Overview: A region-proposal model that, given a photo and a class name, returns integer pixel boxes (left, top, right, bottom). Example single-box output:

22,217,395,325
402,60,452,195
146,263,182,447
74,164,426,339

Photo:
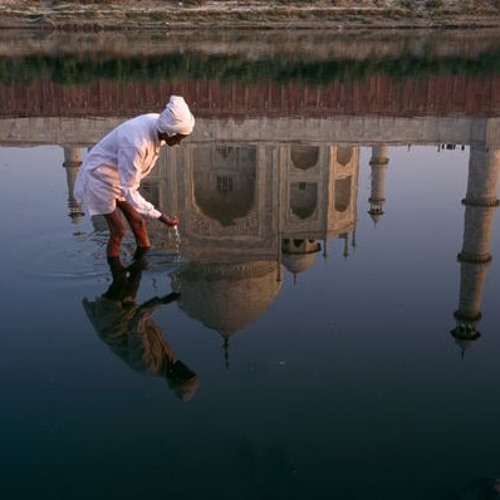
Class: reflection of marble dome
174,260,283,337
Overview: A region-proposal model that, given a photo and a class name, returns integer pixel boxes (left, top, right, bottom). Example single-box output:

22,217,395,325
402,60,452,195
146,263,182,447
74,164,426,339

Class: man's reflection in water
82,250,200,401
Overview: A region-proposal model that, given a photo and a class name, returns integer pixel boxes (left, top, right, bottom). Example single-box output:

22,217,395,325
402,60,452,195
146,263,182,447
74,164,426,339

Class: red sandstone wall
2,74,500,119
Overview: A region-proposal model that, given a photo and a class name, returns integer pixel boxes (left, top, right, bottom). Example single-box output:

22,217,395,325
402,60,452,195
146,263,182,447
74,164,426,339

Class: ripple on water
19,232,110,281
20,231,185,282
142,249,184,273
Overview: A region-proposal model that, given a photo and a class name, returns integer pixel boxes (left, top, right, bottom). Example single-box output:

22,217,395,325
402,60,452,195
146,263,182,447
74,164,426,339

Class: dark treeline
2,49,500,85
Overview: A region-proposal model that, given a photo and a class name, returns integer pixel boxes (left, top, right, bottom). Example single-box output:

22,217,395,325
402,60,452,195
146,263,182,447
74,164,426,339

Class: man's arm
117,144,162,218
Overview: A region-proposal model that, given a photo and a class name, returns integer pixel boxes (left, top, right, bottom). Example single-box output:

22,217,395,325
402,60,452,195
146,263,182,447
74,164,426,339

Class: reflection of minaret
63,146,85,223
368,145,389,224
222,336,230,370
451,143,500,354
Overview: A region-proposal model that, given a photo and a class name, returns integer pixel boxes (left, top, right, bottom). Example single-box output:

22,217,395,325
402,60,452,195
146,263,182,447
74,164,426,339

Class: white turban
157,95,195,136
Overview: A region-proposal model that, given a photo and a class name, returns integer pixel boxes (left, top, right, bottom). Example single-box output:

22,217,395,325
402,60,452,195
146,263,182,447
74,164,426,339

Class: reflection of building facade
282,143,359,273
59,116,500,353
144,138,500,352
148,141,359,263
143,140,360,352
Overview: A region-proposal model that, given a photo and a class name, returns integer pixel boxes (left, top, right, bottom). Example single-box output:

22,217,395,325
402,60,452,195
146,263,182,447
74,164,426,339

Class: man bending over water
74,95,195,258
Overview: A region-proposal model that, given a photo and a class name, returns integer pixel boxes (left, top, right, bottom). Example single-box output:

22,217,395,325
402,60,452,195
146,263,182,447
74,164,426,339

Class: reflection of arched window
336,146,353,167
216,176,233,193
290,182,317,219
216,146,235,160
291,145,319,170
334,177,351,212
193,146,256,227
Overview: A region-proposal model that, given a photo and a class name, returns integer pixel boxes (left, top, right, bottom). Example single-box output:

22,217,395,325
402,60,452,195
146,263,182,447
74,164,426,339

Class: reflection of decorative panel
283,144,360,238
284,144,327,236
191,208,260,237
329,146,359,232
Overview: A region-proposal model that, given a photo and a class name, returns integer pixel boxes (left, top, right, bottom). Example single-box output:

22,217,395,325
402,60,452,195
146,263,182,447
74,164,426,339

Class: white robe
74,113,164,218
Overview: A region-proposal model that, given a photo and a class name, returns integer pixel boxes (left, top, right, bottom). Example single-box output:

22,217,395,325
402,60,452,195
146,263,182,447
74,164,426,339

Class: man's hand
158,213,179,227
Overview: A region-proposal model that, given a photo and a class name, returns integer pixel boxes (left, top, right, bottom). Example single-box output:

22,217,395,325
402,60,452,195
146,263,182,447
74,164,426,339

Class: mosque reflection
141,140,359,365
62,132,499,363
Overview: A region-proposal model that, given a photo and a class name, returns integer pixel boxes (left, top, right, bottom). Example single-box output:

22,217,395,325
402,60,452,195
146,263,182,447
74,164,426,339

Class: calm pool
1,137,500,499
2,27,500,500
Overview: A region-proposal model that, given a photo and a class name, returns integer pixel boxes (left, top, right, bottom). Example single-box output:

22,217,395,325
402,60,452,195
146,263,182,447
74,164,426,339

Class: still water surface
2,143,500,499
2,29,500,500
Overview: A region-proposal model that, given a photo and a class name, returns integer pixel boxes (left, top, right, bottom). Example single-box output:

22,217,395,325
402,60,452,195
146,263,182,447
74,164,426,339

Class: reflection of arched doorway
291,145,319,170
290,182,317,219
192,146,256,226
336,146,353,166
335,177,352,212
